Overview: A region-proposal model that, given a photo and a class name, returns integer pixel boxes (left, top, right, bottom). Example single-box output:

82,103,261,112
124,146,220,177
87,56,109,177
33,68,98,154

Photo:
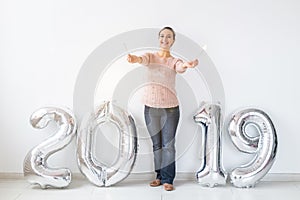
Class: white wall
1,0,299,174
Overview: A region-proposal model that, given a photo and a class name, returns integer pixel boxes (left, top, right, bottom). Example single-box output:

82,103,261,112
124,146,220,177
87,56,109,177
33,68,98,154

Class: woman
127,27,198,191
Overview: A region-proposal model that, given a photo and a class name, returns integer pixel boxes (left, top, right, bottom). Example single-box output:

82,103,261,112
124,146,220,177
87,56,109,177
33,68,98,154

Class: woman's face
159,29,175,50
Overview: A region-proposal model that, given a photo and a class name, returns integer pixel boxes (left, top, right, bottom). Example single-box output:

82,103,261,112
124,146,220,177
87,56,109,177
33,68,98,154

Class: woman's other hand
127,54,141,63
182,59,199,69
188,59,198,68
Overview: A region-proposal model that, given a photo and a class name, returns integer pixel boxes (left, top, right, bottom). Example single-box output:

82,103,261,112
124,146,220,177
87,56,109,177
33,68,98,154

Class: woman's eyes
160,35,172,39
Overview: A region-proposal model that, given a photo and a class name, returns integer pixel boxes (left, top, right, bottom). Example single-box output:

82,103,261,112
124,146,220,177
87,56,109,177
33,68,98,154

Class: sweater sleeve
140,53,151,66
174,58,187,73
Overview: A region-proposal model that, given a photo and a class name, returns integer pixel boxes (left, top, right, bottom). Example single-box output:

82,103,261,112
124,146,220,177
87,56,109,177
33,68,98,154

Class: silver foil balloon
77,101,137,187
228,108,278,188
23,107,77,188
193,102,227,187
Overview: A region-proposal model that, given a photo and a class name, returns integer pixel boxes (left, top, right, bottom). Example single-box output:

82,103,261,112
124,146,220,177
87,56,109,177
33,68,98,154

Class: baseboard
260,173,300,182
1,172,300,182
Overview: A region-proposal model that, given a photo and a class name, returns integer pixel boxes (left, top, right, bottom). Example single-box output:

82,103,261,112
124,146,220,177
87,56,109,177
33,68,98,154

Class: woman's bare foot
163,183,174,191
149,179,161,187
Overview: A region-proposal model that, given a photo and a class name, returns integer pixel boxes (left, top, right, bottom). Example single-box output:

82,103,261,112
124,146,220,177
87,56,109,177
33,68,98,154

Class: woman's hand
188,59,198,68
182,59,199,69
127,54,141,63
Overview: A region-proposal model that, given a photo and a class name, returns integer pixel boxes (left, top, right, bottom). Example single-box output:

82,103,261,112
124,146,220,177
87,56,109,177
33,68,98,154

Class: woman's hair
159,26,176,40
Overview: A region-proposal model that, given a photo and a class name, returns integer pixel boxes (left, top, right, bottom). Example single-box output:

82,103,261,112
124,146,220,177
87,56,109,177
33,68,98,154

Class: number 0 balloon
76,101,137,186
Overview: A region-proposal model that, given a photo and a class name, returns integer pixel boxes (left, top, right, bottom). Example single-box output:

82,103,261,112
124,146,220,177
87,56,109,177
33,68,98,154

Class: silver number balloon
228,108,278,188
193,102,227,187
77,101,137,186
23,107,77,188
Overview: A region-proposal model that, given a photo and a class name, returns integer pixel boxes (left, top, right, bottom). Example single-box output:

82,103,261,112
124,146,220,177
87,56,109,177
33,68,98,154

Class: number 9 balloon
228,108,278,188
23,107,77,188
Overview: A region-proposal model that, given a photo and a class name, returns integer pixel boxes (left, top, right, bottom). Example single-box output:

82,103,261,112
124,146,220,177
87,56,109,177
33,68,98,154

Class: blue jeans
144,105,180,184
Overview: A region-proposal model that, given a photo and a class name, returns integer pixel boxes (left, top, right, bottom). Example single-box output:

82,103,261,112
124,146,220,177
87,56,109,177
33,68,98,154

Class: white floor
1,178,300,200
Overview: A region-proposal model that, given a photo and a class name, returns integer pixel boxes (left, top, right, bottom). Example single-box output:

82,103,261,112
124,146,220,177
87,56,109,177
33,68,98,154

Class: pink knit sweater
140,52,187,108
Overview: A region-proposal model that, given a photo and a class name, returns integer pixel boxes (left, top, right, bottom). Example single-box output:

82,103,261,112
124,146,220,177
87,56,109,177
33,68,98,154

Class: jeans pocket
166,106,179,114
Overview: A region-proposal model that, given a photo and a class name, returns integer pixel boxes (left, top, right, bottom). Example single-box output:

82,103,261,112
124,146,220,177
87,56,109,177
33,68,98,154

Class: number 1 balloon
228,108,278,188
23,107,77,188
193,102,227,187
